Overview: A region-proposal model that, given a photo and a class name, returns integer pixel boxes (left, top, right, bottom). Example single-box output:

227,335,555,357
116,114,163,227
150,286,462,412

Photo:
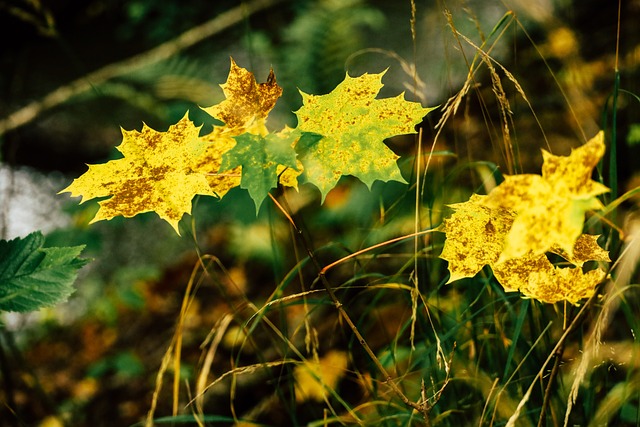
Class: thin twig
320,227,437,275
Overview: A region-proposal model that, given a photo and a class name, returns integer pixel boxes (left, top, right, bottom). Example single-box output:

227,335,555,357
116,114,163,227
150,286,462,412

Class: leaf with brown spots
492,253,607,304
483,131,609,261
439,194,516,284
439,134,611,304
194,127,242,199
60,114,222,234
294,71,436,201
201,58,283,136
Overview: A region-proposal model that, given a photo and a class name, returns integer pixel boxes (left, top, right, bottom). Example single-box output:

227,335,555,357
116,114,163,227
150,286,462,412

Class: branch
0,0,284,137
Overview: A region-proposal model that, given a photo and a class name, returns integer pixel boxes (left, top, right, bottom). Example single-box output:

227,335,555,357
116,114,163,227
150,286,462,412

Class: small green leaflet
220,130,299,212
0,231,89,312
294,70,436,201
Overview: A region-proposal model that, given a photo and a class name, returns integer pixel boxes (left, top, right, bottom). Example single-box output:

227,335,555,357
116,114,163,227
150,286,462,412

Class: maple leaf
439,133,612,305
492,252,608,304
219,128,300,212
483,131,608,261
194,127,242,198
60,114,220,234
201,57,283,135
294,70,436,201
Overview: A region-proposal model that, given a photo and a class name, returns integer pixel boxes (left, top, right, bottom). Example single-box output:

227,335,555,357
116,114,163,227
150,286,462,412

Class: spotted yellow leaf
483,131,608,261
60,114,222,234
195,127,242,198
440,133,610,304
440,196,609,303
549,234,610,267
294,70,436,201
201,57,282,136
493,255,607,304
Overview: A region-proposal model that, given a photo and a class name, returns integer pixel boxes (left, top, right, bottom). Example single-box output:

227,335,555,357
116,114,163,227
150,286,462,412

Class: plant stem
537,342,565,427
608,0,622,251
609,69,620,251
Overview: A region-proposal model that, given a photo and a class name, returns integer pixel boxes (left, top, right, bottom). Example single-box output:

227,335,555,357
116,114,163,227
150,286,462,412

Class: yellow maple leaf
493,253,608,304
201,57,283,136
195,127,242,198
60,114,221,234
492,231,610,304
439,133,611,304
293,350,348,403
549,234,610,267
483,131,608,261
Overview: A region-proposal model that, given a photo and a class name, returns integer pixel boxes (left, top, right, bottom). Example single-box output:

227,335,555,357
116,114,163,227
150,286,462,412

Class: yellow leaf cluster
61,59,299,233
440,132,610,304
198,58,303,193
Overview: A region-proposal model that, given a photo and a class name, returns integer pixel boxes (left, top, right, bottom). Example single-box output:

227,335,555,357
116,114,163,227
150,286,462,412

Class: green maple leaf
220,129,299,212
294,70,436,201
0,231,89,312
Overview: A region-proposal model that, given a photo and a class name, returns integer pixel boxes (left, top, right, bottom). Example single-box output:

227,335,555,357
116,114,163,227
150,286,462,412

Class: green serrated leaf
0,231,89,312
294,70,436,201
220,130,299,212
